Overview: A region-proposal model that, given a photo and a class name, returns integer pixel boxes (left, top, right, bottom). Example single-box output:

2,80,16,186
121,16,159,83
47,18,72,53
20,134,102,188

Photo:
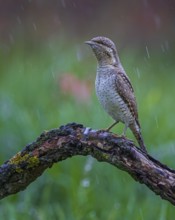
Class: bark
0,123,175,205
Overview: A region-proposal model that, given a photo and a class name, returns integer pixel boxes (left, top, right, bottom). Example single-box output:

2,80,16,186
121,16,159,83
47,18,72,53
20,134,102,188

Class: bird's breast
95,68,133,124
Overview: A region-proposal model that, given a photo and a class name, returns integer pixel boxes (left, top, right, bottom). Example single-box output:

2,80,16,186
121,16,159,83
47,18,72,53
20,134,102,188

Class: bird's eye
105,51,111,58
94,40,106,46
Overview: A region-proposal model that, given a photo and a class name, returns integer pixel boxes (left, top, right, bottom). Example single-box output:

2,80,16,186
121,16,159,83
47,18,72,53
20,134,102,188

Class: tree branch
0,123,175,205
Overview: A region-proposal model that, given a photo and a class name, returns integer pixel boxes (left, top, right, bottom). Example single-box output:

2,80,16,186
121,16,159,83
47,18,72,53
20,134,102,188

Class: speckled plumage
96,66,133,126
85,36,146,152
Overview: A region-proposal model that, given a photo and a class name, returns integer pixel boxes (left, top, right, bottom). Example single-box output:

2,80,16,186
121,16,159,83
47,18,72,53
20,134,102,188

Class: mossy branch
0,123,175,205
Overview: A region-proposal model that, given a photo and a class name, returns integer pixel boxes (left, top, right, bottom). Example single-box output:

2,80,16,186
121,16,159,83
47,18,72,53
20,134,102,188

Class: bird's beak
85,40,94,46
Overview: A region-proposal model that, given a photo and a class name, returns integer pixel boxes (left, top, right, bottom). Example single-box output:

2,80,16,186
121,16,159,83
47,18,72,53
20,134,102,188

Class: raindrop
36,109,41,120
170,144,175,154
145,46,150,59
51,70,55,79
139,208,144,220
33,23,37,31
164,40,169,51
154,14,161,29
161,44,165,53
136,67,141,78
16,16,22,24
154,116,159,128
81,178,90,188
76,46,84,62
9,34,14,44
84,156,94,173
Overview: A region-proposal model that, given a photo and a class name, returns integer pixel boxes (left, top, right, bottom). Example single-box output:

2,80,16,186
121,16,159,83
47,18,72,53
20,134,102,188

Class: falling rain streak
33,23,37,31
145,46,150,59
136,67,141,78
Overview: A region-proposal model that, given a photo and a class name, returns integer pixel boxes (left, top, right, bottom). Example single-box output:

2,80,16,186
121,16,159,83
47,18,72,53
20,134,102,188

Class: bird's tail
130,122,147,153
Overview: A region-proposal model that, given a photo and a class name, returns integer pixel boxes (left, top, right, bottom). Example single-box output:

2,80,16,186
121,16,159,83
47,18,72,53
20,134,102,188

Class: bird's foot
140,144,148,154
105,121,119,132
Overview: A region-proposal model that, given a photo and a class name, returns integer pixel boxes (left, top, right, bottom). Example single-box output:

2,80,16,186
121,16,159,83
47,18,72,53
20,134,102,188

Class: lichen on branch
0,123,175,206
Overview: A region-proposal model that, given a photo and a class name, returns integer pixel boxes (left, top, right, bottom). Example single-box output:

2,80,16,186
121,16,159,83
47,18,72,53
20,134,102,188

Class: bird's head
85,36,120,67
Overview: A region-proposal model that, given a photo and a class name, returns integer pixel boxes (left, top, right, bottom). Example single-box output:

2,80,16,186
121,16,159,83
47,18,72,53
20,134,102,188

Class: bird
85,36,147,152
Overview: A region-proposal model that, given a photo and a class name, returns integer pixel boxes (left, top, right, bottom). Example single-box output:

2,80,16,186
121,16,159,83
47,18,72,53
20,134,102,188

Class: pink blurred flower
59,73,92,103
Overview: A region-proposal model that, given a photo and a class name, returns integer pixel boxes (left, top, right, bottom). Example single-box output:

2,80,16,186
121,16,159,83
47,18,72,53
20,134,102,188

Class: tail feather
129,122,147,153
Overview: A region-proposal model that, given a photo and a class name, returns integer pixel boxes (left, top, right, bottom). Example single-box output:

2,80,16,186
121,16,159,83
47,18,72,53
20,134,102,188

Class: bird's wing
114,70,139,123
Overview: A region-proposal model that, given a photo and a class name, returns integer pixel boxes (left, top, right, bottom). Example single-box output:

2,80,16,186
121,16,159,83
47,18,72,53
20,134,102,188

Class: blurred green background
0,0,175,219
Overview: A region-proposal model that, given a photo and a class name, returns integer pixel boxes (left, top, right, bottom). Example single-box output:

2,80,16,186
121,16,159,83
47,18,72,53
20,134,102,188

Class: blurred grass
0,39,175,219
